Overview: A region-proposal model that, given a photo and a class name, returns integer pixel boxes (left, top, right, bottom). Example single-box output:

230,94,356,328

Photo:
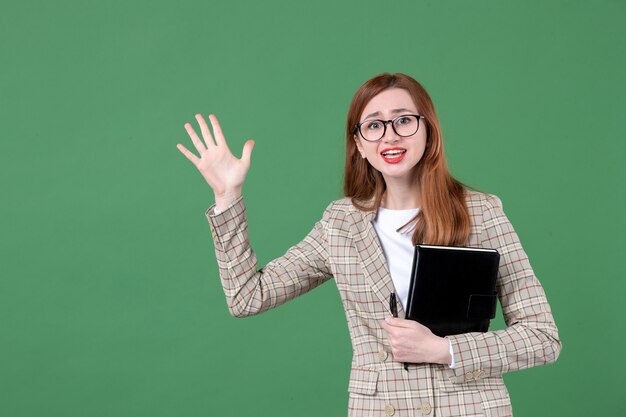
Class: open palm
177,114,254,207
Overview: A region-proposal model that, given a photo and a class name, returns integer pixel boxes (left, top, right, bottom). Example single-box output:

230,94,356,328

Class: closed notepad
404,245,500,337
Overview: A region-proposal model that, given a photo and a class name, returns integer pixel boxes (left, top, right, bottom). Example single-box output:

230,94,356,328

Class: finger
176,144,200,165
241,139,255,164
208,114,227,147
184,122,207,154
195,114,216,147
385,317,415,328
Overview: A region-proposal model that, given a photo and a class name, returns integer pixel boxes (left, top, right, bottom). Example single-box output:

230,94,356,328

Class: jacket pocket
347,367,379,396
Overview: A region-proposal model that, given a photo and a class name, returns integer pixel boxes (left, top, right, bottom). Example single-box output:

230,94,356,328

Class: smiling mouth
380,149,407,164
381,150,406,157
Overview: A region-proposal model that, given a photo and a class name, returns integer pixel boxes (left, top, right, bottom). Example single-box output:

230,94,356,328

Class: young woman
176,73,561,416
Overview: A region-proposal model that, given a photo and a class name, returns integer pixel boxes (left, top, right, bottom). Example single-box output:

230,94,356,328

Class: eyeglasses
355,114,425,142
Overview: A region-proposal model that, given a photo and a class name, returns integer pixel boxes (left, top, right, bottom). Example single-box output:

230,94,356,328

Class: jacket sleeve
446,194,562,383
206,196,333,318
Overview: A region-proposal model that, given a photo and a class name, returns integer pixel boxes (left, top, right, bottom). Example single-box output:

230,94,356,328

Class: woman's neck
381,177,421,210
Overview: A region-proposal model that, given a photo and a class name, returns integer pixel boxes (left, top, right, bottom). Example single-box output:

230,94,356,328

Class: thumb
241,139,255,164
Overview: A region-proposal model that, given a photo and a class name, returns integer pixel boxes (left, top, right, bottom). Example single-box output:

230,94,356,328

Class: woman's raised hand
177,114,255,210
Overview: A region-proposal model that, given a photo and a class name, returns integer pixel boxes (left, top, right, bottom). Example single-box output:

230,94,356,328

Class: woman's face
354,88,427,183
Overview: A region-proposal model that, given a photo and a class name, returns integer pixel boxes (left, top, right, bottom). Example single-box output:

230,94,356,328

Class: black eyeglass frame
354,114,425,142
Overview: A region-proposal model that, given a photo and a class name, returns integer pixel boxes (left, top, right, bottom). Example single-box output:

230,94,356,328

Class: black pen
389,293,398,318
389,293,408,371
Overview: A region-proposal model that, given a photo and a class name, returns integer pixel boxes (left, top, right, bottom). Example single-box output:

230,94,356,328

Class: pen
389,293,398,318
389,293,408,371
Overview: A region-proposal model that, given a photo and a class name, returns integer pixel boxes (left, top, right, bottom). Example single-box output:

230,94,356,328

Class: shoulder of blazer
324,198,368,215
465,189,503,214
322,197,376,230
464,189,507,240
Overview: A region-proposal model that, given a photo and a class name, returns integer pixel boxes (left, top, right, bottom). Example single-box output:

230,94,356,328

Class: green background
1,0,624,416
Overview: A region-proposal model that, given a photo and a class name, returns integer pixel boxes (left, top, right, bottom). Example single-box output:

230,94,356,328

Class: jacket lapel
348,208,405,318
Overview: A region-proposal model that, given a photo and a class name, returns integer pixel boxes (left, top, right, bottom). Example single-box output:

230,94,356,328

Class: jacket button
378,350,388,362
465,371,474,381
421,403,432,414
384,404,395,416
473,369,485,379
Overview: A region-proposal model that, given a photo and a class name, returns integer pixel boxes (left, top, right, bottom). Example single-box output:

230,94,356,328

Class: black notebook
404,244,500,337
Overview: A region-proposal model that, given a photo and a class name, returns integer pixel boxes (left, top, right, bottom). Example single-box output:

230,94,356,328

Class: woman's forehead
360,88,418,119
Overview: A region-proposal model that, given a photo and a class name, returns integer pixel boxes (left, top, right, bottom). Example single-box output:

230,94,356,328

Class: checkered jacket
205,190,561,417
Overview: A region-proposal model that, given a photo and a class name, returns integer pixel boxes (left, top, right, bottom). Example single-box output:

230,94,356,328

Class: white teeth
382,150,405,156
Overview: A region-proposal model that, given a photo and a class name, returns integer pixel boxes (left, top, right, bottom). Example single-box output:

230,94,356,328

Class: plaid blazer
206,190,561,417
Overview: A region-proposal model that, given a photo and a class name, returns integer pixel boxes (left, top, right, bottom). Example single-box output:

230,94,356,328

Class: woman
176,73,561,416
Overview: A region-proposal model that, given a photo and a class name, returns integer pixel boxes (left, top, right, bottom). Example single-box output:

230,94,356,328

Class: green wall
1,0,624,416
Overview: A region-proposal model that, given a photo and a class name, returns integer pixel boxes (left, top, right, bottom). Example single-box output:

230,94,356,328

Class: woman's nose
382,121,400,142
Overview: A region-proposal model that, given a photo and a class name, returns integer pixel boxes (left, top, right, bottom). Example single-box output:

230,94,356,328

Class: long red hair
344,73,471,246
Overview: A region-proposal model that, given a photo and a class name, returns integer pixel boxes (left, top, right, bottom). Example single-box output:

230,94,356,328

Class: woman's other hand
381,317,452,365
177,114,255,211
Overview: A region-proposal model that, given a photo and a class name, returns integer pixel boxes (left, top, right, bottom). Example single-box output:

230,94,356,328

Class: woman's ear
354,136,366,159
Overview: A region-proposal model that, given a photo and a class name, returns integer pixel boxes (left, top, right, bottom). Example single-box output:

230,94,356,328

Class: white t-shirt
373,207,419,310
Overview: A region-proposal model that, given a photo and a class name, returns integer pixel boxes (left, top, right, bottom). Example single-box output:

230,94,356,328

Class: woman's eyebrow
363,108,416,120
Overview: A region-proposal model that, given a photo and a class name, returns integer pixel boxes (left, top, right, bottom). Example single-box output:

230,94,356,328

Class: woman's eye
397,117,411,125
367,121,382,130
